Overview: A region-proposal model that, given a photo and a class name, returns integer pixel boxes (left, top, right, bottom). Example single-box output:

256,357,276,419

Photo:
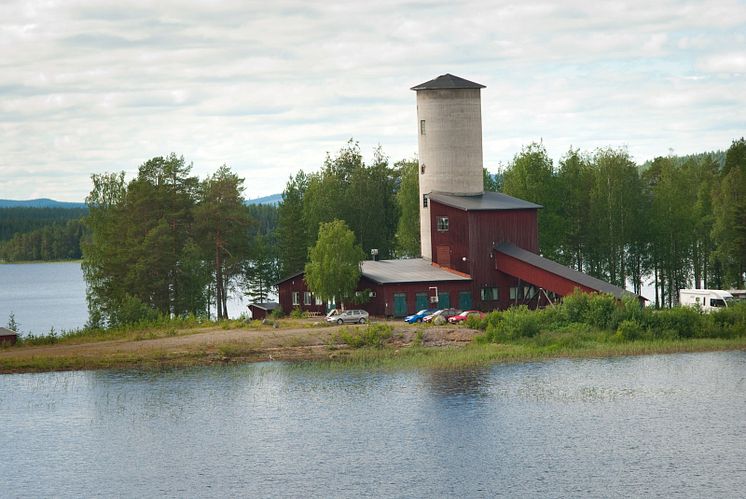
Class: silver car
326,309,369,325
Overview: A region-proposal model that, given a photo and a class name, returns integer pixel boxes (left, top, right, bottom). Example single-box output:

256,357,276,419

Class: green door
393,293,408,317
458,291,473,310
438,292,450,308
415,292,429,311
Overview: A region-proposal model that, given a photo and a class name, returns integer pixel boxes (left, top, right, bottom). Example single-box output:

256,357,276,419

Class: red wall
277,273,473,317
429,203,470,274
494,252,595,297
428,201,540,311
277,275,327,315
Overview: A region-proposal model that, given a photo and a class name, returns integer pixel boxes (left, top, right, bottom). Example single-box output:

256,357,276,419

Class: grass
3,294,746,374
310,336,746,371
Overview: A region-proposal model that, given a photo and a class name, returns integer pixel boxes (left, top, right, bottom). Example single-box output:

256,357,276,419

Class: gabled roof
494,242,638,300
411,74,485,91
0,327,18,336
248,302,280,311
361,258,471,285
429,191,542,211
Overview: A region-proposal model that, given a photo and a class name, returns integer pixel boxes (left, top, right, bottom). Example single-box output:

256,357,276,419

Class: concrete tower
411,73,485,260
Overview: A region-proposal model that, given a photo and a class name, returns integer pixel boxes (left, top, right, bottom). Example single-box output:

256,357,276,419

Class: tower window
437,216,449,232
420,120,426,135
423,194,428,208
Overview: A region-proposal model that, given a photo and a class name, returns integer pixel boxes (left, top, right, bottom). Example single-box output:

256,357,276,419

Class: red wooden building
276,190,639,317
276,74,641,317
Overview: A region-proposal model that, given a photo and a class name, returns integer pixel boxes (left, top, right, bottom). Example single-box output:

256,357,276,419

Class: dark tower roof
411,73,486,91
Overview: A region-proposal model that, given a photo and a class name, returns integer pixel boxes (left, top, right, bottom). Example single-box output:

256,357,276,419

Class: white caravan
679,289,734,312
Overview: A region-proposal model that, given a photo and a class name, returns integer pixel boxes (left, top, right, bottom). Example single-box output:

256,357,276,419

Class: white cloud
0,0,744,200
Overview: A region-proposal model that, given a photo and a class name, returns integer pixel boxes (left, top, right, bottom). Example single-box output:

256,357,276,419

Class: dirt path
0,322,478,372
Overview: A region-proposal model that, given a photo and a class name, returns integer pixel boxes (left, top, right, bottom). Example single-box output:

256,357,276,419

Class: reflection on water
1,352,745,497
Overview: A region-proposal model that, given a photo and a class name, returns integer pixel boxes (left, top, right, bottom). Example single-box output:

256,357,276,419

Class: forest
0,207,87,261
3,137,744,323
276,138,746,309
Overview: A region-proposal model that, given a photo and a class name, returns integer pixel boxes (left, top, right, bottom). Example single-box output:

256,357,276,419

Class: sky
1,0,745,202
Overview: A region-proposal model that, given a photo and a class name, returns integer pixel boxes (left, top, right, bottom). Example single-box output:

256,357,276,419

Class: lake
0,262,252,334
1,351,745,497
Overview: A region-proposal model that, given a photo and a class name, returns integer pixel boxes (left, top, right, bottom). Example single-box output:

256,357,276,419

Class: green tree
394,158,420,257
304,219,365,306
502,142,562,259
483,168,501,191
555,149,593,270
586,147,642,288
712,138,746,287
194,165,252,319
276,171,309,277
243,233,279,303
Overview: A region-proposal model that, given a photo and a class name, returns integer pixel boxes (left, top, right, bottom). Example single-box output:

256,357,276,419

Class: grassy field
2,316,745,374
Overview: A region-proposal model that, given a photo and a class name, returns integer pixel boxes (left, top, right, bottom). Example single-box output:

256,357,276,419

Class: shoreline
2,320,745,374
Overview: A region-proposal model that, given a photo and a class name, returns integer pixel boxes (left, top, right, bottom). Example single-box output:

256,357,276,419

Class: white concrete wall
416,88,484,259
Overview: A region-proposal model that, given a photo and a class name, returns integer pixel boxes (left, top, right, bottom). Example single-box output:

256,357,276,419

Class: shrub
464,314,485,330
616,319,645,341
561,290,590,324
335,323,393,348
489,305,542,340
270,309,284,320
648,307,702,339
710,301,746,337
290,307,303,319
584,293,618,330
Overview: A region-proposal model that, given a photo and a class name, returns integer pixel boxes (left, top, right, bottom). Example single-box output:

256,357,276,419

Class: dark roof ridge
411,73,485,91
428,191,542,211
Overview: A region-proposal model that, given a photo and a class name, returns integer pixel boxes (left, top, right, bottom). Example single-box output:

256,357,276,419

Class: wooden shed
0,326,18,346
247,302,280,321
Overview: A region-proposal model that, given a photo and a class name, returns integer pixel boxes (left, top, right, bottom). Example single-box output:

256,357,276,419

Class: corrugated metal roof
361,258,471,284
411,74,485,91
494,242,637,300
429,191,542,211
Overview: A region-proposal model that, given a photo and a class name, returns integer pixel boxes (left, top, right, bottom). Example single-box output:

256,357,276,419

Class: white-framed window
292,291,300,306
481,287,498,301
304,291,312,305
315,295,323,306
420,120,426,135
437,216,449,232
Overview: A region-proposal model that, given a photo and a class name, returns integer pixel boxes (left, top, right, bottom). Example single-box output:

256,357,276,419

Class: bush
464,314,485,330
270,308,284,320
616,319,645,341
290,307,303,319
110,294,161,327
647,307,702,339
488,305,542,340
561,290,590,323
584,293,618,330
710,301,746,337
335,323,393,348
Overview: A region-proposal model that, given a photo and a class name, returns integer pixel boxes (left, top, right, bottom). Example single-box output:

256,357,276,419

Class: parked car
448,310,486,324
404,309,438,324
423,308,461,323
326,309,369,324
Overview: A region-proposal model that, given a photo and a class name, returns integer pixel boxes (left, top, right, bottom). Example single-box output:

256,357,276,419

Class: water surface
0,262,253,334
1,351,744,497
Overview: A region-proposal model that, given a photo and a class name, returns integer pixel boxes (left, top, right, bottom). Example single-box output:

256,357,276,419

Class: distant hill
245,193,282,205
0,198,87,209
